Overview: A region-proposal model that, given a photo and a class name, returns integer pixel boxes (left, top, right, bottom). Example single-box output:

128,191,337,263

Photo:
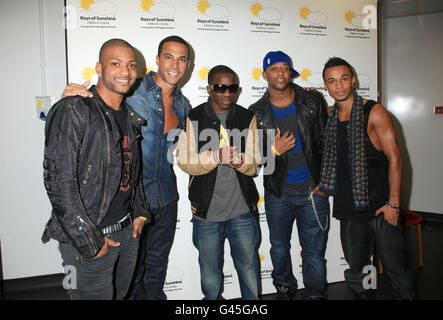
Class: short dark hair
157,35,189,57
99,38,134,62
322,57,355,80
207,65,239,84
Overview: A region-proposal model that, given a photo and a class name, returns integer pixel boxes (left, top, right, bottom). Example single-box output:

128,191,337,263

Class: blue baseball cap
263,51,299,78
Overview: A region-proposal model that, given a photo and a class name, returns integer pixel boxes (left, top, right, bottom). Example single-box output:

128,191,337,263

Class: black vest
187,101,259,219
334,100,390,220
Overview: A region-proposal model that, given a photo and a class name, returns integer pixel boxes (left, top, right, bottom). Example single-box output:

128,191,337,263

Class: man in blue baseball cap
262,51,300,78
249,51,329,300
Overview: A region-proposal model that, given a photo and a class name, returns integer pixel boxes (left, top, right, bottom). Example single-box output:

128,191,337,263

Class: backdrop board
65,0,378,299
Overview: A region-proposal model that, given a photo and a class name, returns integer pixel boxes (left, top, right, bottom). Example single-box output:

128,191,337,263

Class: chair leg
417,223,424,267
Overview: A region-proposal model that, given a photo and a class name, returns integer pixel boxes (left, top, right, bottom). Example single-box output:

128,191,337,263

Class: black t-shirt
99,103,132,229
333,119,374,220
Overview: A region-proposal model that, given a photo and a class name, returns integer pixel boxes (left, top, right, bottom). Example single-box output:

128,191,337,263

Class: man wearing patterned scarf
320,57,414,300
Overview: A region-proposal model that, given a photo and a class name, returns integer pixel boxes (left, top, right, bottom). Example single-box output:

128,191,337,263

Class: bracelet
385,201,400,210
271,145,281,156
137,216,147,221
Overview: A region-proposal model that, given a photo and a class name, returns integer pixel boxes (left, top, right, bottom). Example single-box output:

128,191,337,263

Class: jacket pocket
76,216,102,258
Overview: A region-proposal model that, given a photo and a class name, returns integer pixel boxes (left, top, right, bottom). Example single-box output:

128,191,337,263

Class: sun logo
79,0,94,10
145,66,156,75
197,0,211,14
140,0,155,13
257,194,264,208
344,10,355,23
300,68,312,82
37,99,43,108
299,6,311,20
198,67,210,81
81,67,96,81
259,254,265,261
251,67,263,81
250,2,263,17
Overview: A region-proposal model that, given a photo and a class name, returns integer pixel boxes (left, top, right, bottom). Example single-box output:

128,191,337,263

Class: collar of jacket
263,82,309,108
203,97,238,122
90,85,146,124
89,86,146,145
258,82,313,126
142,71,183,100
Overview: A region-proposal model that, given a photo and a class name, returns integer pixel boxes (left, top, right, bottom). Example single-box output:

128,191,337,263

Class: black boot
274,284,295,300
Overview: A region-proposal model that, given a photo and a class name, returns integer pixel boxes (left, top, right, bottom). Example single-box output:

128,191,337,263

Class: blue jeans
265,190,329,297
59,224,139,300
192,212,260,300
128,201,178,300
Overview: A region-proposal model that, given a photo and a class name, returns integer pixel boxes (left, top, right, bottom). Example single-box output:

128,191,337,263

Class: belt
101,213,132,235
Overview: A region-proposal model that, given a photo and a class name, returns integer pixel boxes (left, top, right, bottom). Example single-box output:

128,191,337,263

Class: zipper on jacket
129,133,142,217
77,215,98,251
82,164,92,185
92,100,111,225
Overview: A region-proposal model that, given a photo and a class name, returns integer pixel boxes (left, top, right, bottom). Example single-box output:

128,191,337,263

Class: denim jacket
126,72,191,208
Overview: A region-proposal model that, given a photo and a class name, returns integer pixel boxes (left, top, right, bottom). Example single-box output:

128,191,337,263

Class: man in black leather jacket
42,39,151,299
249,51,329,300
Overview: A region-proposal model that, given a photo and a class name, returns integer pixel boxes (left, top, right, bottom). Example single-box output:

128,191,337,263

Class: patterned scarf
319,94,371,210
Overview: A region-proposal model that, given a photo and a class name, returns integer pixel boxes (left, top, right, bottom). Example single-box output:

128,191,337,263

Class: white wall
0,0,66,279
381,11,443,213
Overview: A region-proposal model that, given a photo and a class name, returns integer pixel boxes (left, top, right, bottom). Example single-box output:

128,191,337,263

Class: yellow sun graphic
37,99,43,108
259,254,265,261
299,7,311,20
300,69,312,82
81,67,96,81
197,1,211,14
257,194,264,207
140,0,155,13
251,68,263,81
145,66,156,75
198,67,210,81
250,2,263,17
345,10,355,23
80,0,94,10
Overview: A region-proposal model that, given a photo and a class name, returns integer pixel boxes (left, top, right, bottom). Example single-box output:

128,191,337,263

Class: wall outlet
36,96,52,120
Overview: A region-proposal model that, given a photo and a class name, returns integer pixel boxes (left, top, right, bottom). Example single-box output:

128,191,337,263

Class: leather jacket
249,83,328,197
42,87,151,258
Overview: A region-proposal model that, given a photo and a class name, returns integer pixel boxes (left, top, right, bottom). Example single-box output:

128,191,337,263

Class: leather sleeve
43,98,104,257
316,91,328,150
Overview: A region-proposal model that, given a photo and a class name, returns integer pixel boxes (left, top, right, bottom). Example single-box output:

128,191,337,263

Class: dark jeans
192,212,260,300
128,201,177,300
340,215,415,299
265,190,329,297
59,224,139,300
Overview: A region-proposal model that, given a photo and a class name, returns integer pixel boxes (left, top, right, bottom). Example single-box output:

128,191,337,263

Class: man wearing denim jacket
61,35,191,300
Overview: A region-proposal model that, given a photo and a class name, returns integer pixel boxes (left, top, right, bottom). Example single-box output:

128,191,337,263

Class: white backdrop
64,0,378,299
